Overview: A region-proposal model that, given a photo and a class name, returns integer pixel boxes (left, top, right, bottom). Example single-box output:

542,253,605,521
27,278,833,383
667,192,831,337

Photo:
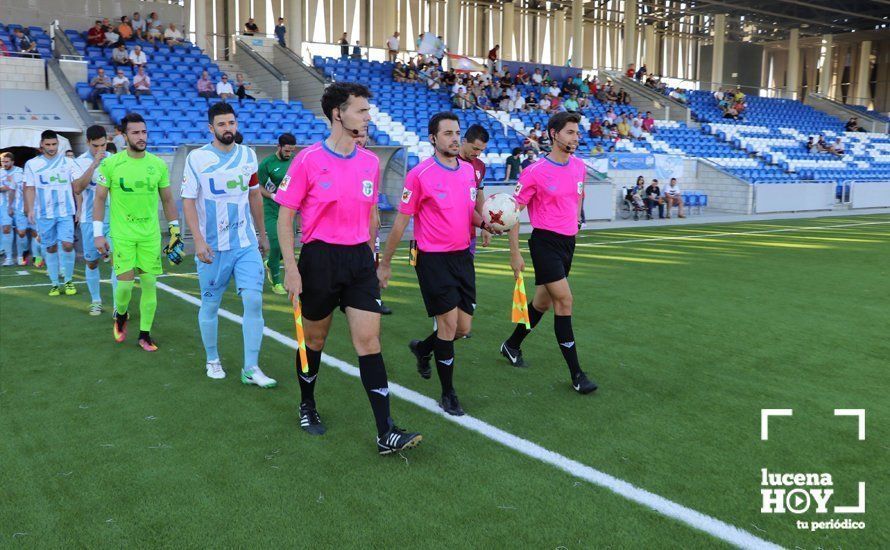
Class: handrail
49,22,78,58
606,70,688,109
274,43,328,86
234,38,287,81
807,92,889,127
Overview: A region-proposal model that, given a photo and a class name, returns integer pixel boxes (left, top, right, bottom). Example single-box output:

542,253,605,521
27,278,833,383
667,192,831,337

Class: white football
482,193,520,231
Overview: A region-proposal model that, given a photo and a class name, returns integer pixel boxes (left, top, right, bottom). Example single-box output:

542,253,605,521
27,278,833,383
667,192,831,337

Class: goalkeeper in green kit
93,113,182,351
257,132,296,295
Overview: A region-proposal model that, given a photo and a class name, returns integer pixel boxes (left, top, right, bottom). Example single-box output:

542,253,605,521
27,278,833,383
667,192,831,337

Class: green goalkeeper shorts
113,236,163,275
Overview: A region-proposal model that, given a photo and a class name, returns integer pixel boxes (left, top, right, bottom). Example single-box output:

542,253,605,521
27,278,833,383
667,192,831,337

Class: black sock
298,347,322,406
505,303,545,349
138,330,150,340
554,315,581,378
358,353,392,437
433,337,455,395
415,330,437,357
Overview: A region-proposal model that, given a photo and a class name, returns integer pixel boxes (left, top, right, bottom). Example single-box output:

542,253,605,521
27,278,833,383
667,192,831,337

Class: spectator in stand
147,12,161,30
605,84,619,104
275,17,287,46
832,138,845,156
537,94,552,113
102,18,119,43
339,32,349,58
88,68,113,109
670,87,688,104
629,117,644,140
244,18,259,36
129,45,147,68
386,31,400,62
616,116,631,139
604,107,618,124
132,12,146,39
516,67,530,84
13,29,37,55
487,44,500,72
521,151,537,170
351,40,362,59
216,74,235,101
112,69,131,95
723,103,740,120
635,64,647,81
617,88,631,105
111,42,131,67
112,125,127,151
117,16,134,42
164,23,184,47
133,66,151,102
531,68,543,84
392,63,406,82
563,93,580,112
663,177,685,218
477,92,493,110
426,67,441,90
588,117,604,138
197,70,217,101
88,20,110,48
845,117,864,132
505,148,522,181
642,111,656,133
451,81,470,110
644,179,664,219
626,63,636,78
805,136,816,153
235,73,255,102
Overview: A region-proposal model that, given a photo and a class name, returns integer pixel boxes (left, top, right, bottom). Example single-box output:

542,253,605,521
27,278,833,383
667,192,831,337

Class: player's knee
61,242,74,252
45,244,58,253
1,226,10,234
353,334,380,355
241,289,263,315
87,260,99,269
306,334,326,351
553,294,573,313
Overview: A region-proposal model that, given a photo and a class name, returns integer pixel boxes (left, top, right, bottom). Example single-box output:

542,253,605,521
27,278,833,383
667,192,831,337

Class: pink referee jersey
275,141,379,245
399,156,478,252
514,155,585,237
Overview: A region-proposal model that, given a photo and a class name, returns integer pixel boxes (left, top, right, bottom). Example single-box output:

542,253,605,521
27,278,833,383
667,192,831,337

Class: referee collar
543,155,569,167
322,139,357,159
433,154,459,172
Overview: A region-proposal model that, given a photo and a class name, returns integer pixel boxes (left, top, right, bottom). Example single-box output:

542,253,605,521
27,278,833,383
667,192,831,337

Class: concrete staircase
215,59,273,100
805,93,889,134
604,71,691,123
88,109,116,135
270,45,328,120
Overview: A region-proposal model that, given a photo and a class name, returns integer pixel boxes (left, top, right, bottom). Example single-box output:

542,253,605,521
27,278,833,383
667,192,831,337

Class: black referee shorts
415,248,476,317
297,240,383,321
528,228,576,286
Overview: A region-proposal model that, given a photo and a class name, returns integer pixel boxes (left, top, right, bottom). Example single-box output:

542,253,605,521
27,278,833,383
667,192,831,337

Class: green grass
2,214,888,547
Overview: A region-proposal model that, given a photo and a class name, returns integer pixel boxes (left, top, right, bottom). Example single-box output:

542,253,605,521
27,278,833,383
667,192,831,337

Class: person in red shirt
501,111,598,394
458,124,489,253
642,111,656,133
588,117,604,138
87,20,110,48
625,63,635,78
487,44,499,71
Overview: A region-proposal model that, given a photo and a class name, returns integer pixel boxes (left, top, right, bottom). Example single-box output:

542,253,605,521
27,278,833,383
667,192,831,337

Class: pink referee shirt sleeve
513,163,537,206
397,167,421,216
275,153,309,211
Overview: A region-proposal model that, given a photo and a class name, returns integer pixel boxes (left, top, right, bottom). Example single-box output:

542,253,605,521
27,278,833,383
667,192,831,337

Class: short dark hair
512,147,522,156
428,111,459,136
120,112,145,132
670,177,677,182
40,130,58,142
86,125,106,142
208,101,236,124
321,82,372,122
106,143,118,154
464,124,489,144
278,133,297,146
547,111,581,140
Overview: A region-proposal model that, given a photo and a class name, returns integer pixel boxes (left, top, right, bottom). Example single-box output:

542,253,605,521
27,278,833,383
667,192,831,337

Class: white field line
154,279,782,550
0,272,196,290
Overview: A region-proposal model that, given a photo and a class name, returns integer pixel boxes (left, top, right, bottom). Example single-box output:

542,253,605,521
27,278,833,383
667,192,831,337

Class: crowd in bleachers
0,23,52,58
86,13,185,49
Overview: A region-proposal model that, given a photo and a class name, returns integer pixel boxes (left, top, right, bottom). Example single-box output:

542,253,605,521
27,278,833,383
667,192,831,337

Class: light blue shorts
36,216,75,247
13,212,34,232
0,207,11,227
197,245,265,300
80,221,112,262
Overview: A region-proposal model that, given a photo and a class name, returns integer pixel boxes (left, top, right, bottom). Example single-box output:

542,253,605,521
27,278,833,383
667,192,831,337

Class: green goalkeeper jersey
98,151,170,241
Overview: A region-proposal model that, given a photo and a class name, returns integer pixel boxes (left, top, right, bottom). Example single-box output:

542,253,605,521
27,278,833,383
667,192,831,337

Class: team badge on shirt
401,187,412,203
362,180,373,197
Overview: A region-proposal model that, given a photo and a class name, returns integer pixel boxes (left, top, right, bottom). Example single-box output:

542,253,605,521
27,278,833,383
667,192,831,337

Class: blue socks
1,231,12,260
44,251,60,285
198,296,221,362
241,289,264,370
30,236,40,258
61,249,75,282
86,264,101,303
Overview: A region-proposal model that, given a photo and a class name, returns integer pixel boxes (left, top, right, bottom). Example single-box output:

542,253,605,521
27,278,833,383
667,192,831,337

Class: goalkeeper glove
164,221,184,264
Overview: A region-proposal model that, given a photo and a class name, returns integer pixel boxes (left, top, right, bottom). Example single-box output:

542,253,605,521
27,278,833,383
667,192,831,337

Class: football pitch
2,214,887,548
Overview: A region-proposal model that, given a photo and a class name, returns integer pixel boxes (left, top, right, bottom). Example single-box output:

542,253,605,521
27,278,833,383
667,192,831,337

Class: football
482,193,520,231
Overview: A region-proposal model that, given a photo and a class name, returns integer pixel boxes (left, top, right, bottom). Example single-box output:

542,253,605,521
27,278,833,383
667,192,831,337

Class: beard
216,131,235,145
127,139,146,152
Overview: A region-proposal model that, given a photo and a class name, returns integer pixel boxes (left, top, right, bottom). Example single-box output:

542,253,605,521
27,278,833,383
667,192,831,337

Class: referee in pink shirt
379,113,496,416
275,82,422,455
500,112,598,394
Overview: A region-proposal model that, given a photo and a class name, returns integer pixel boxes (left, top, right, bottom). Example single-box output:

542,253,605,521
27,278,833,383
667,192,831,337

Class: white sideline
155,279,781,549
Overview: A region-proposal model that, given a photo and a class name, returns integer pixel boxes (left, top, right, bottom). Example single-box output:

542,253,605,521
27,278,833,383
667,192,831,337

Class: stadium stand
0,23,53,58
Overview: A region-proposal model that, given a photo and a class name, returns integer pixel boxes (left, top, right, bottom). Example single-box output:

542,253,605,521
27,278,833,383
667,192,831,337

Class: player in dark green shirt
257,133,296,294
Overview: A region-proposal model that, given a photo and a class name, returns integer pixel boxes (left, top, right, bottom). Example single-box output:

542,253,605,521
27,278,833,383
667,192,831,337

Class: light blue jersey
1,166,24,212
181,143,260,252
73,151,111,223
23,154,76,219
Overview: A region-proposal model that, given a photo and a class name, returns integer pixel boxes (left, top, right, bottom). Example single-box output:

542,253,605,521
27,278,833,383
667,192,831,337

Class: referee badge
577,181,584,195
279,174,290,191
514,183,522,195
362,180,374,197
470,188,477,202
401,187,412,204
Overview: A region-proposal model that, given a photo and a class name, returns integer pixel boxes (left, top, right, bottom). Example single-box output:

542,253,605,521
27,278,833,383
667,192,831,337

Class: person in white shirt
112,69,131,95
548,83,561,97
386,31,400,62
531,68,543,84
131,12,146,38
663,177,685,218
128,45,147,68
629,117,644,139
216,74,235,100
164,23,184,46
133,66,151,100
